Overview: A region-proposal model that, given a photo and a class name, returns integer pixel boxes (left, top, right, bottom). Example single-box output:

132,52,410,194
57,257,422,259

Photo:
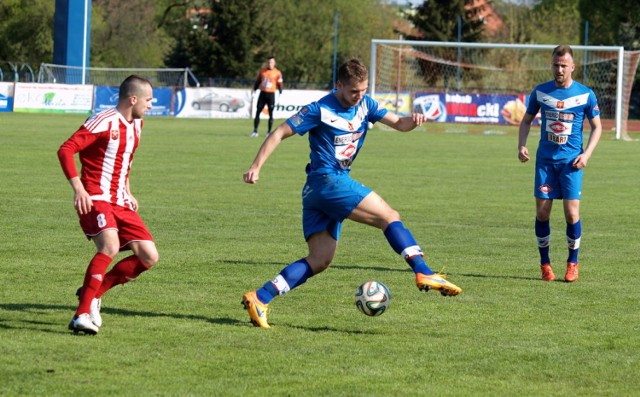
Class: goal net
370,40,633,139
37,63,200,87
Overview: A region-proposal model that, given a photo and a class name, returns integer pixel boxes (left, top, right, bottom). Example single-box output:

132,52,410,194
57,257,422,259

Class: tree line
0,0,638,86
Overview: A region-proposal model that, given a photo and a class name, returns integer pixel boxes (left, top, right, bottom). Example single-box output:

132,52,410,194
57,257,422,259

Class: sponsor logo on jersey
547,132,568,144
339,143,357,158
334,134,352,145
558,112,574,122
549,121,567,133
545,110,559,119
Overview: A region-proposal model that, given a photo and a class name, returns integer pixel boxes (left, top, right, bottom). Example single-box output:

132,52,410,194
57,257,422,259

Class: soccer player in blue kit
518,45,602,283
241,59,462,328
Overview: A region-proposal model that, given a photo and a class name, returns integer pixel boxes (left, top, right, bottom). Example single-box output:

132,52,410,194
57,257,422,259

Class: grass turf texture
1,112,639,396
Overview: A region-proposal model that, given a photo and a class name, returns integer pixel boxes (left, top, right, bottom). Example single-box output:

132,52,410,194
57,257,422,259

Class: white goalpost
370,39,631,139
37,63,200,87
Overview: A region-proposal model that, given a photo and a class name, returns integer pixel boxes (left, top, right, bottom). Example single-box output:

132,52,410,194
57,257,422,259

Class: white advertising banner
13,83,94,114
174,87,328,119
0,82,14,112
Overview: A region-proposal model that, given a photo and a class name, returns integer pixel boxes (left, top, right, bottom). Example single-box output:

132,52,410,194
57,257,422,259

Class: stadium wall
3,82,638,132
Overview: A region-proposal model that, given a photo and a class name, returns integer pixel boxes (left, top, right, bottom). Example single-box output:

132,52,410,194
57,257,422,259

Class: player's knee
307,255,333,274
141,251,159,268
99,245,120,258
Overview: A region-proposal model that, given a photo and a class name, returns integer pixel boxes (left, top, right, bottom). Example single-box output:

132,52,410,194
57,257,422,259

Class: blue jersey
286,91,388,175
526,80,600,163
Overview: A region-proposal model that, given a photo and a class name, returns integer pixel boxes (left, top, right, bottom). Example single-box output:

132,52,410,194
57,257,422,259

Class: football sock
76,252,112,316
95,255,150,298
383,221,434,275
256,259,314,304
566,220,582,263
535,218,551,265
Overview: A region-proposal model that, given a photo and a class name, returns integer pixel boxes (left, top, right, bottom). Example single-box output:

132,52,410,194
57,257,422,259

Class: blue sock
566,220,582,263
383,221,434,275
535,218,551,265
256,259,314,304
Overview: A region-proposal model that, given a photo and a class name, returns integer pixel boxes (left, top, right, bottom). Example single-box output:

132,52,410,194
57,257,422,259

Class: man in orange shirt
251,56,283,137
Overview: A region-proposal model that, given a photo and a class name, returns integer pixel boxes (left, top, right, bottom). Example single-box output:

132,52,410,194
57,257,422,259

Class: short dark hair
552,45,573,59
337,59,368,85
119,75,152,101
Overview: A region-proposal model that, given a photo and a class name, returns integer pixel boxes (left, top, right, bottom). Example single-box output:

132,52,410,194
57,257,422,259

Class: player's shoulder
535,80,557,92
84,108,119,133
569,80,595,95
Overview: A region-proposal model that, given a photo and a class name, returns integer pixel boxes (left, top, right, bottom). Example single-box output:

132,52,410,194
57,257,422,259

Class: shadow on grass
0,303,376,335
0,303,244,333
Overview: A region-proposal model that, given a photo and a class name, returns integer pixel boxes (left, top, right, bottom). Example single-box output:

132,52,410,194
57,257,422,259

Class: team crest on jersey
290,106,309,127
556,100,564,109
538,184,553,194
110,129,119,140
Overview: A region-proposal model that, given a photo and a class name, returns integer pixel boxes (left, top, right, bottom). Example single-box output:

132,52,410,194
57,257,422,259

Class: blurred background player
250,56,283,137
242,59,462,329
518,45,602,282
57,75,160,334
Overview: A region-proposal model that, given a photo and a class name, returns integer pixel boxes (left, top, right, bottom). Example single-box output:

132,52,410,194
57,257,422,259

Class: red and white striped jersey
58,108,143,209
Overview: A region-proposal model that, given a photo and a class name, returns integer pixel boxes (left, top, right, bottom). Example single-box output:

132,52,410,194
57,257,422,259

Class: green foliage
1,113,640,395
90,0,173,68
0,0,54,63
404,0,485,42
492,0,580,45
579,0,640,49
164,0,399,85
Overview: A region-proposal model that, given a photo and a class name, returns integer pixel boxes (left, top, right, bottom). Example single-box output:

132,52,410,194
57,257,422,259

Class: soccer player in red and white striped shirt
58,75,159,334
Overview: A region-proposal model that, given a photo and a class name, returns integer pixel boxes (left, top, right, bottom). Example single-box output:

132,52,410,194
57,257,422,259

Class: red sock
76,252,112,316
96,255,150,298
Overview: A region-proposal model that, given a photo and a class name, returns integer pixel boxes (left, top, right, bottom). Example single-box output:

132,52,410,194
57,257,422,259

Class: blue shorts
302,172,372,241
534,161,583,200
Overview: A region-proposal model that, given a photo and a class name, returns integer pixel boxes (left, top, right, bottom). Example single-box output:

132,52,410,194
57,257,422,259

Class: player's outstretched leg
241,290,271,328
383,221,462,296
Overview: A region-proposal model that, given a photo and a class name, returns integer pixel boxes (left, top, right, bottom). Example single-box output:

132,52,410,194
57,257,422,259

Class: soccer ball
354,280,391,317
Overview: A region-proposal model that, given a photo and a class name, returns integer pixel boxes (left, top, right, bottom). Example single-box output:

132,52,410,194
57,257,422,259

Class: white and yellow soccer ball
354,280,391,317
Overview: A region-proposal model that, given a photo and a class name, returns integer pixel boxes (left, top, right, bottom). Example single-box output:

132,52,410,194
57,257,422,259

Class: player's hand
129,196,139,212
572,153,589,169
243,168,260,184
74,190,93,215
518,146,530,163
412,113,427,126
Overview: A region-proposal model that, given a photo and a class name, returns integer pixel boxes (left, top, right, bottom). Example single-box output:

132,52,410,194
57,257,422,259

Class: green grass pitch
1,112,639,396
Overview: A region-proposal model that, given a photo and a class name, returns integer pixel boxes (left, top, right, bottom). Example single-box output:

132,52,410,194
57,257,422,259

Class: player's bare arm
379,112,427,132
68,176,92,215
243,122,296,184
572,115,602,169
126,179,138,211
518,113,535,163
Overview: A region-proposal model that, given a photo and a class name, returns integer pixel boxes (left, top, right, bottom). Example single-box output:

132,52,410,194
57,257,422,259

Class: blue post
53,0,91,84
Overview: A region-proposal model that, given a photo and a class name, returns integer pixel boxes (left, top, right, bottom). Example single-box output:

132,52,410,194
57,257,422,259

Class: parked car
191,92,245,112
